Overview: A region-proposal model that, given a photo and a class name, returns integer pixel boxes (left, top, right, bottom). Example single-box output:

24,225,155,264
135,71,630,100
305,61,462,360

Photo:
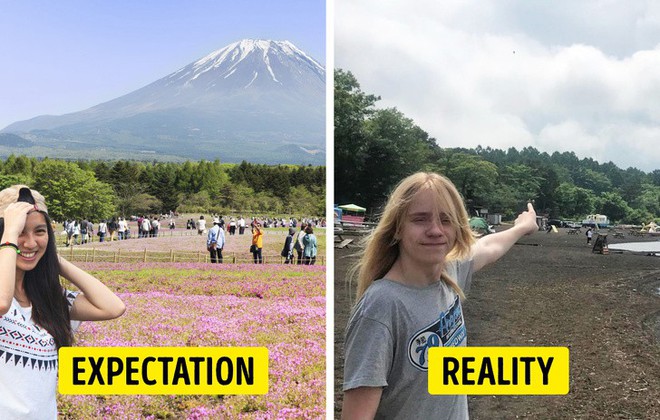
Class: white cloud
336,0,660,172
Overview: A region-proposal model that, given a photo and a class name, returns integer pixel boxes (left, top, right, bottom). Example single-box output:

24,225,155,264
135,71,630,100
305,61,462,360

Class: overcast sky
335,0,660,173
0,0,325,130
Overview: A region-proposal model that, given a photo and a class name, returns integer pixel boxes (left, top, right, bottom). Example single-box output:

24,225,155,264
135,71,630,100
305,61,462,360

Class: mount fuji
1,39,325,165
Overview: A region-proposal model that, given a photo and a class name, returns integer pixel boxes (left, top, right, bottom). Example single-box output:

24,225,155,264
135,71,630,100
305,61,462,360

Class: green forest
0,156,325,222
335,69,660,224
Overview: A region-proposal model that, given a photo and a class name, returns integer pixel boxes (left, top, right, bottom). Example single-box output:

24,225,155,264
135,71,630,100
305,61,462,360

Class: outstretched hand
472,202,538,271
514,202,538,235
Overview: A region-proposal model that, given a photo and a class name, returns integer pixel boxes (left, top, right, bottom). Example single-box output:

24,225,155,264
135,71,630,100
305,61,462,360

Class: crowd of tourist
60,214,323,265
61,215,167,244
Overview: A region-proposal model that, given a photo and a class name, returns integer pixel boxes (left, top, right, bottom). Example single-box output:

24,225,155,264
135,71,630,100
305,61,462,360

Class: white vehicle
581,214,609,228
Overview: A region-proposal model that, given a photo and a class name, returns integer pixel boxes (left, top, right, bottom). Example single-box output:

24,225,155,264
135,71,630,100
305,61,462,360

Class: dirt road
334,229,660,419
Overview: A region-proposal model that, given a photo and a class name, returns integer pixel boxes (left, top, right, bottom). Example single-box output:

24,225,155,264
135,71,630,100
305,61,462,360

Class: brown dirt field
334,228,660,419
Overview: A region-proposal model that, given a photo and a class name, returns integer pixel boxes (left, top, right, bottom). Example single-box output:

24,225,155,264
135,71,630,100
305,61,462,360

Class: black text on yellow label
59,347,268,394
428,347,569,395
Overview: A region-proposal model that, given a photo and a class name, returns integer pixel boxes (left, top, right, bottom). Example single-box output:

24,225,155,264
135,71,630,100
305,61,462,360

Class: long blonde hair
351,172,475,301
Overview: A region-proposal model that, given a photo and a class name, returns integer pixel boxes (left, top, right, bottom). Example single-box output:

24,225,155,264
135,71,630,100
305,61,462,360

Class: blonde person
341,172,538,420
0,185,125,419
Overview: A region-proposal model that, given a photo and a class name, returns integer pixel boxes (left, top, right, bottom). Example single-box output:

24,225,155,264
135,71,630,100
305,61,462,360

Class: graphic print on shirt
0,312,58,371
407,295,466,371
0,291,78,371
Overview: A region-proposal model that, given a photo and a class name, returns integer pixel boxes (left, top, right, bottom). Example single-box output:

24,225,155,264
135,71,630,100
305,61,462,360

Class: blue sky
0,0,326,129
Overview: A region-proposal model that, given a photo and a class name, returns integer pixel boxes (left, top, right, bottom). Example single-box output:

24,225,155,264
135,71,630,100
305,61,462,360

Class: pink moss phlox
61,263,325,418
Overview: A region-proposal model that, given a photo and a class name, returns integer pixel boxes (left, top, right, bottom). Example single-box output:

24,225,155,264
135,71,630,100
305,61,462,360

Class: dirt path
334,229,660,419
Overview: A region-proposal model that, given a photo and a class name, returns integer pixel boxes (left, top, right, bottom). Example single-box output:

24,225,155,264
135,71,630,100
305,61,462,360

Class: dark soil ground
334,228,660,419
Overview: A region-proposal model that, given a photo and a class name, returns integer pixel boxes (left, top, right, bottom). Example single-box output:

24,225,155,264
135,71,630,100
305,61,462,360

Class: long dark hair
1,212,73,348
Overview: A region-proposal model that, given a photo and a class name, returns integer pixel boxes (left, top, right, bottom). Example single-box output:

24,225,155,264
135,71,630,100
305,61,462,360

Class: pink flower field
58,263,326,419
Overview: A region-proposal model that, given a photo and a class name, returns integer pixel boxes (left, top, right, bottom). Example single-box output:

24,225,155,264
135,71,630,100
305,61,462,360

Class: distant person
586,227,593,245
97,220,108,242
151,217,160,238
86,220,94,242
117,217,127,240
238,216,246,235
65,220,74,247
281,227,296,264
341,172,538,419
294,223,307,265
251,222,264,264
197,216,206,235
302,225,317,265
140,217,152,238
81,219,89,244
207,219,225,263
71,221,81,246
108,217,118,241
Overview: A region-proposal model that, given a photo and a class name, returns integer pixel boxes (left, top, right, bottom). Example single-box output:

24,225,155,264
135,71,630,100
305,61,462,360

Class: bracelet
0,242,20,254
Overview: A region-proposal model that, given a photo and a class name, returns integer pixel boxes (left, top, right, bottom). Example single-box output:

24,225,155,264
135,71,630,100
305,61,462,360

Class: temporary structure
338,204,367,213
338,204,366,224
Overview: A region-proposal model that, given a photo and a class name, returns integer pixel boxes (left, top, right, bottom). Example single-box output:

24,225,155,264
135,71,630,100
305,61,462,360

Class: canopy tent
338,204,366,213
337,204,366,225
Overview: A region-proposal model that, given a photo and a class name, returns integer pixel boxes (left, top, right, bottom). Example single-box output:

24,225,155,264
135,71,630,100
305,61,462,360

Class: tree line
0,156,325,222
335,69,660,224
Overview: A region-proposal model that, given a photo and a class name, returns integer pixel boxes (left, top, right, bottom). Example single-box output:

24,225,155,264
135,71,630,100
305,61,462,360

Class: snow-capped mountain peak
169,39,324,88
1,39,325,165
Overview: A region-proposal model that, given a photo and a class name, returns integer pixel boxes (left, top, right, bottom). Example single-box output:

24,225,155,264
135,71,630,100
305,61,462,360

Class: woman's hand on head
1,202,35,239
515,202,538,235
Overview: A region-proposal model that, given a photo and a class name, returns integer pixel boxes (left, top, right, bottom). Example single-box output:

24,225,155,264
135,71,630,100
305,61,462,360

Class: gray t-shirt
343,258,474,420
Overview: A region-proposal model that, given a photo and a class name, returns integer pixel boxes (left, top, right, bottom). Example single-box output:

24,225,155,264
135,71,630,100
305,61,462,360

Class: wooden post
143,248,148,263
92,249,96,263
197,250,201,263
69,244,74,260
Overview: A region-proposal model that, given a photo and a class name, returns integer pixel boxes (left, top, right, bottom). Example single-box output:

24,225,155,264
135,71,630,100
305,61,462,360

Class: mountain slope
2,39,325,164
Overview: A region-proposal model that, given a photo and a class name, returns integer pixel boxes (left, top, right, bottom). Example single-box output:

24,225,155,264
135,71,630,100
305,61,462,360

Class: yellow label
59,347,268,395
428,347,569,395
